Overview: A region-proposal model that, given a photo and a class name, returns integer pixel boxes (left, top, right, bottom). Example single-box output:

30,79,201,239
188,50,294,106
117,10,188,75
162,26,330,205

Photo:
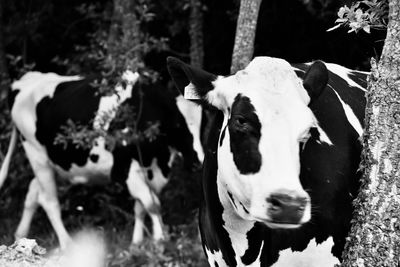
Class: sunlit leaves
328,0,388,33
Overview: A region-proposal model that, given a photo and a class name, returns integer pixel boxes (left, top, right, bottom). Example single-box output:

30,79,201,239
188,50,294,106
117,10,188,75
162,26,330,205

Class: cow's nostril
266,192,309,224
268,197,283,210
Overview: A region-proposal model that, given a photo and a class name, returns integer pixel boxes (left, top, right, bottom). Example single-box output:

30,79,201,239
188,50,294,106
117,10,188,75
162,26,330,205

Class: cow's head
167,57,328,228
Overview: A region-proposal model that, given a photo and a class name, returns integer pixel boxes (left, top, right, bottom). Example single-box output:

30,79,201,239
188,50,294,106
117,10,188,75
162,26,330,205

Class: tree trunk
341,1,400,266
0,0,10,102
230,0,262,73
189,0,204,68
107,0,140,72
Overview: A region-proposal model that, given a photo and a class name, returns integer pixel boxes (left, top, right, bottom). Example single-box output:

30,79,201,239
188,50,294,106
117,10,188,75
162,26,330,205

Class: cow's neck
216,178,264,265
200,110,266,266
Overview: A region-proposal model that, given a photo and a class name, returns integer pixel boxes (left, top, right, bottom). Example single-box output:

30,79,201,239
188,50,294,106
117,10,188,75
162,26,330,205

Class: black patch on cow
167,57,217,99
302,61,329,103
35,76,101,170
8,89,20,110
89,154,99,163
241,224,264,265
147,170,154,180
228,95,261,174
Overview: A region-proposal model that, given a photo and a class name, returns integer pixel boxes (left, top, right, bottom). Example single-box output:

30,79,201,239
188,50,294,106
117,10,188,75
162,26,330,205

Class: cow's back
10,72,112,182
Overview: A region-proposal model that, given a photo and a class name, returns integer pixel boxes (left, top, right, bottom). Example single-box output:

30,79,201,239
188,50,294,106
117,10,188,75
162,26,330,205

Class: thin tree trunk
120,0,140,63
341,0,400,266
0,0,10,101
230,0,262,73
189,0,204,68
107,0,140,72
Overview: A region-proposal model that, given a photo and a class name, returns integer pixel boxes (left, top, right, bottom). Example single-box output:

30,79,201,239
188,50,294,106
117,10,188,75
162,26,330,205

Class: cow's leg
15,178,40,239
35,167,71,249
22,141,71,249
132,200,146,244
148,208,164,241
126,159,164,243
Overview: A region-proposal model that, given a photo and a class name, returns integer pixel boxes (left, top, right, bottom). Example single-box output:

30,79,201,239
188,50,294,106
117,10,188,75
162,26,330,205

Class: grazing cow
0,70,203,249
167,56,368,266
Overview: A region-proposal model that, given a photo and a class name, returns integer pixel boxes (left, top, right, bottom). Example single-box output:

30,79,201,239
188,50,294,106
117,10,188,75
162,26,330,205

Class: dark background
1,0,385,77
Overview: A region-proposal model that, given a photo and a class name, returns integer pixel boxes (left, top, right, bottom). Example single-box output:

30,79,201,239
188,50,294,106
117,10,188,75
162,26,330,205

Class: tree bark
341,1,400,266
107,0,140,72
230,0,262,73
0,0,10,102
189,0,204,68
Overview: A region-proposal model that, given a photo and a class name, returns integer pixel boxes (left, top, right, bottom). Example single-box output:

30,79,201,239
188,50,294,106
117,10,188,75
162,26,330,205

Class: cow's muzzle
266,190,310,225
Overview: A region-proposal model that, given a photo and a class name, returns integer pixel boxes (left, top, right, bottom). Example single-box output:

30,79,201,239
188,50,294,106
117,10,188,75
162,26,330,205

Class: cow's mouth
260,219,303,229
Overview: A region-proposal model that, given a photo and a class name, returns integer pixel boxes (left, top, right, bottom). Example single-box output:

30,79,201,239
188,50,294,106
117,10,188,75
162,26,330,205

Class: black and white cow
167,56,368,266
0,70,203,249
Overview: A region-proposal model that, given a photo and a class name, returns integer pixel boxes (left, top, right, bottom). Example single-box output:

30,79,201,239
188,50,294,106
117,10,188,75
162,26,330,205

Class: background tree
0,0,9,101
330,0,400,266
189,0,204,68
230,0,262,73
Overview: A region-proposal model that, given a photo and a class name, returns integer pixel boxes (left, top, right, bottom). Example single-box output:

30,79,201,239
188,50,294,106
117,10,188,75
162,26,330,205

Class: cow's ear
303,61,328,104
167,57,217,101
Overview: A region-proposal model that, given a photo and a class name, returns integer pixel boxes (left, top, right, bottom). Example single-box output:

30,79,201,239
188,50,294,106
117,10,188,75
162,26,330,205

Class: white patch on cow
93,71,139,130
126,158,167,243
207,57,309,110
148,158,169,194
218,173,256,248
167,147,179,167
205,247,227,267
11,72,82,98
21,141,50,172
325,63,367,91
176,94,204,161
271,237,340,267
330,86,363,136
184,82,201,100
315,124,333,145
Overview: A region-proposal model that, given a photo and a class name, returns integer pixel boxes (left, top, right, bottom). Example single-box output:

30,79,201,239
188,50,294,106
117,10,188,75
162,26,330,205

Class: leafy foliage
53,0,169,156
328,0,388,33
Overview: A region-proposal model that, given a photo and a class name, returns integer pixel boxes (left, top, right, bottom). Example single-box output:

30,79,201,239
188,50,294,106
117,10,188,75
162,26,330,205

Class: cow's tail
0,126,17,189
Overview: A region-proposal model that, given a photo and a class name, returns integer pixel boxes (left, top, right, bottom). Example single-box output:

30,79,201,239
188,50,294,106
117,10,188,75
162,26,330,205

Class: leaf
363,24,371,33
327,24,342,32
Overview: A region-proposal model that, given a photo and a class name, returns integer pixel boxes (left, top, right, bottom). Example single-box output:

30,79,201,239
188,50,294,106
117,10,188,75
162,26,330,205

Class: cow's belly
272,237,340,267
53,158,112,185
53,138,114,185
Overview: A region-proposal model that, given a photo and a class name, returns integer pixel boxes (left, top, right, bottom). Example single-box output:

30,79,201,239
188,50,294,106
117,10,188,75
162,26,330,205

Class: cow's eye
230,115,252,132
235,116,247,126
